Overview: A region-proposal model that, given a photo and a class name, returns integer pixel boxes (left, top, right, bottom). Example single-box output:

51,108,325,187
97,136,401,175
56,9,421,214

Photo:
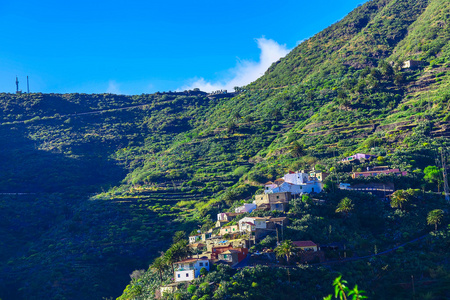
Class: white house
173,257,210,282
265,171,323,195
238,217,267,232
239,221,255,234
189,234,201,244
217,212,241,222
235,203,257,213
189,232,212,244
283,171,309,185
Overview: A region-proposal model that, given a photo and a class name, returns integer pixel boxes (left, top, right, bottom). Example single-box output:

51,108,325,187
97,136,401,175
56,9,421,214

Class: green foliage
275,240,296,265
323,276,367,300
187,285,197,294
427,209,444,231
336,197,354,217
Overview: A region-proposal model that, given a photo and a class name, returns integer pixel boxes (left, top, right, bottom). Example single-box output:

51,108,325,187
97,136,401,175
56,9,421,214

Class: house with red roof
173,257,211,282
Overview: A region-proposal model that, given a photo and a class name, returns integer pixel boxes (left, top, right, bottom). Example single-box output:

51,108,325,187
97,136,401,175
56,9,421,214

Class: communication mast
27,76,30,93
15,76,19,93
442,149,449,201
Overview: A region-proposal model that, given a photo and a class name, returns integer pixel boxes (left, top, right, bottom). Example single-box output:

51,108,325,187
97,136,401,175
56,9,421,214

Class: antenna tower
441,149,449,201
27,76,29,93
15,76,19,93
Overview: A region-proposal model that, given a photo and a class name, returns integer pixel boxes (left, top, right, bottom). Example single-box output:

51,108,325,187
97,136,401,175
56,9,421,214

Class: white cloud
106,80,121,94
180,37,291,92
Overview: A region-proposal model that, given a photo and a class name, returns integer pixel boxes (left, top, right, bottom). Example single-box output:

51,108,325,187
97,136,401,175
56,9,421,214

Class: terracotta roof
265,181,274,185
244,222,255,226
174,257,209,264
274,178,285,184
224,212,241,216
189,243,205,247
293,241,317,248
270,217,287,221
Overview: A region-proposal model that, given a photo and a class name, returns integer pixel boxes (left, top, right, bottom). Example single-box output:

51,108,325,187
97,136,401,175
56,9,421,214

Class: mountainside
1,0,450,299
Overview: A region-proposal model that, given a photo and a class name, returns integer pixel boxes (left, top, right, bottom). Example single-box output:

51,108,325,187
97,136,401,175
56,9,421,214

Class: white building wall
217,213,227,221
235,203,256,213
284,172,309,185
175,270,195,282
267,181,322,195
239,217,255,232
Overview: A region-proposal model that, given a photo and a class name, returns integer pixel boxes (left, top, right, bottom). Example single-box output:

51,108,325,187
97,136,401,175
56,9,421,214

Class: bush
188,285,197,294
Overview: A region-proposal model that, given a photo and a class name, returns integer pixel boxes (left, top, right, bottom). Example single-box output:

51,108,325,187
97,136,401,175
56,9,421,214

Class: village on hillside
158,153,412,297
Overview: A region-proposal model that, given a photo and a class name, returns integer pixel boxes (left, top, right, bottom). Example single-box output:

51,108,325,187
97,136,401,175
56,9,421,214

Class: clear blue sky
0,0,366,95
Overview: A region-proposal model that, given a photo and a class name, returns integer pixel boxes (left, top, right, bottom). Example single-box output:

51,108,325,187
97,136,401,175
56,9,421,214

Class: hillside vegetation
0,0,450,299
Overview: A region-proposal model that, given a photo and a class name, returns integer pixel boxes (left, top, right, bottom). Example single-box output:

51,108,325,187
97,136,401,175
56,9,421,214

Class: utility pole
15,76,19,93
27,76,30,94
441,149,449,201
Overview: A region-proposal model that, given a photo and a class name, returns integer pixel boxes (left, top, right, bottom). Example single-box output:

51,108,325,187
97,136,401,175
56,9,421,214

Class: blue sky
0,0,366,95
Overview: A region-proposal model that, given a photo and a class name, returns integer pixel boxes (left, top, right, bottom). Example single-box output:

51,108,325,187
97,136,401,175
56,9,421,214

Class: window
205,262,208,266
178,274,180,278
186,273,189,277
199,262,203,266
276,195,279,199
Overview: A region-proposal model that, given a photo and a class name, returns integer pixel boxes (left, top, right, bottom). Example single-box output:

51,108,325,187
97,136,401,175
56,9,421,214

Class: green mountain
1,0,450,299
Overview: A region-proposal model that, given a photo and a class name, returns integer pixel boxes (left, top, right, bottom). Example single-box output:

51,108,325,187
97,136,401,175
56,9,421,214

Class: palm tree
427,209,444,231
335,197,354,218
172,231,186,244
170,240,192,262
163,249,176,274
390,190,408,209
275,240,296,265
150,256,167,281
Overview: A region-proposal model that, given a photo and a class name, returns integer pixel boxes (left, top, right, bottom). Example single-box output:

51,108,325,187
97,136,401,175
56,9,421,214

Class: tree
427,209,444,231
275,240,296,265
170,240,192,262
390,190,409,209
150,256,167,281
232,111,241,121
291,141,305,158
172,231,186,244
163,249,176,274
424,166,443,192
270,108,282,121
226,121,237,134
335,197,354,217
